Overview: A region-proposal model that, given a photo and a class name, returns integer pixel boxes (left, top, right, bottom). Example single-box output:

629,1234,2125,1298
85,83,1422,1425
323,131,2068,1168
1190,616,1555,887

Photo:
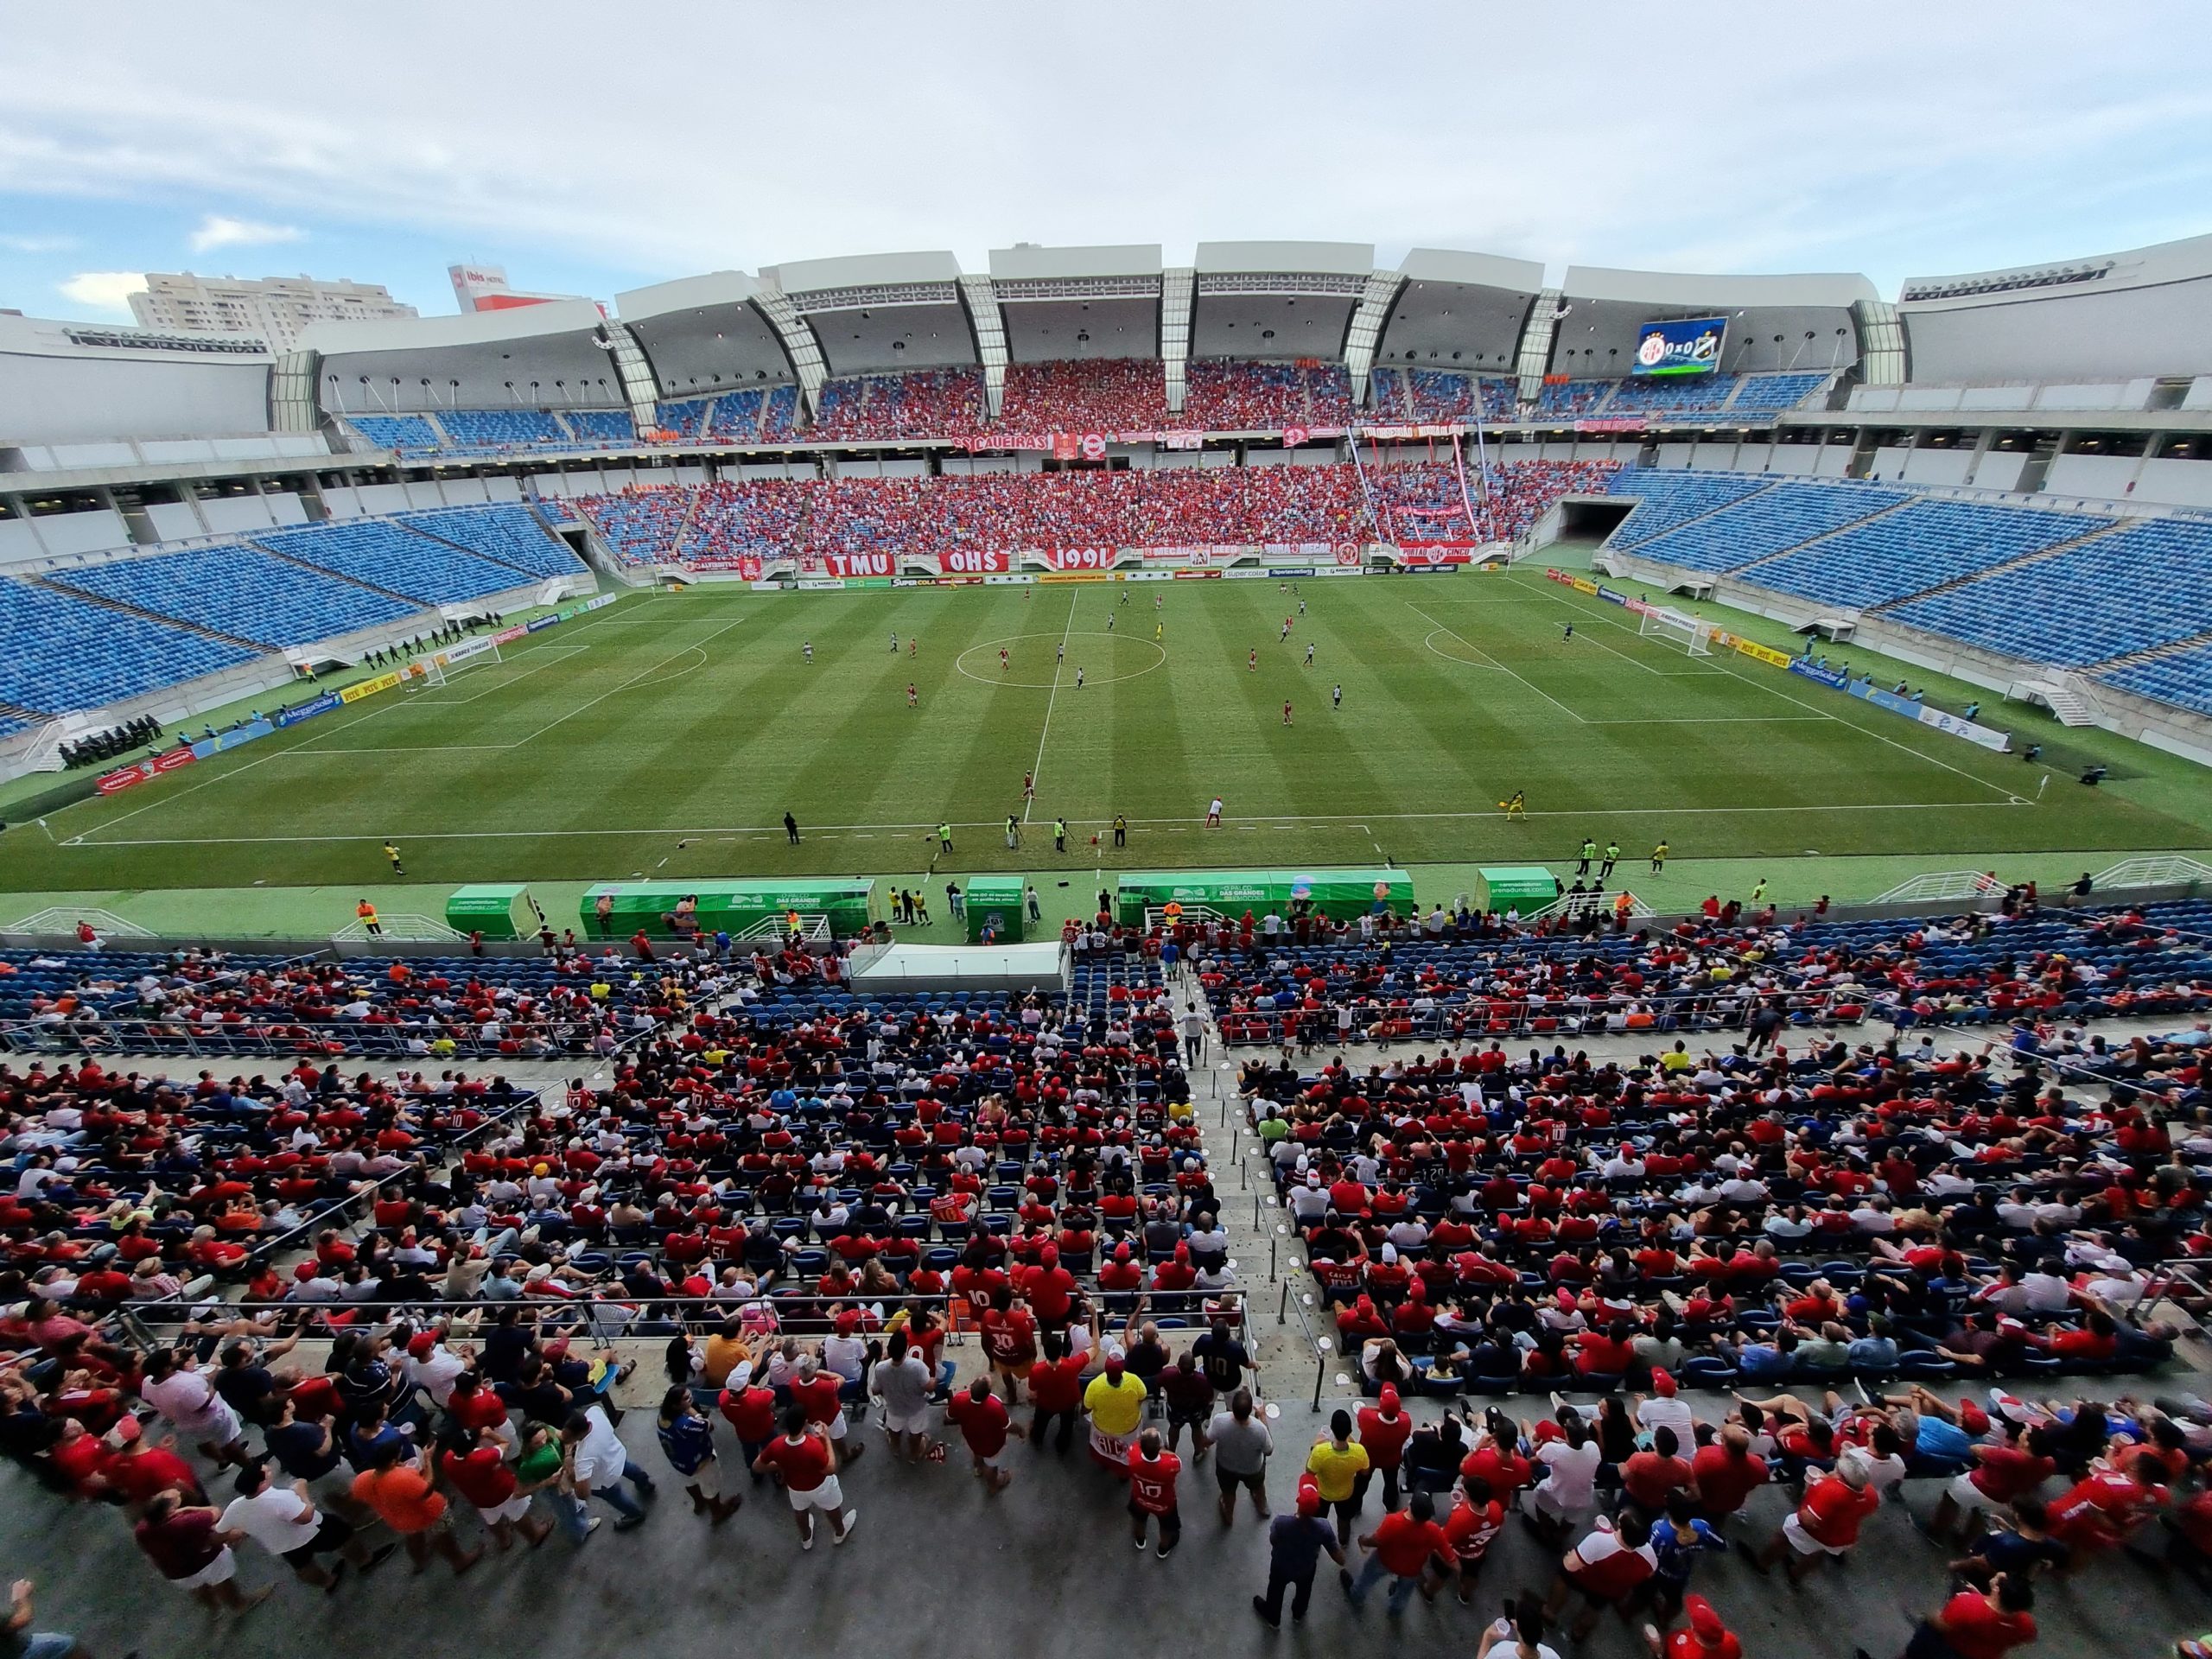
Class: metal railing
0,1013,636,1062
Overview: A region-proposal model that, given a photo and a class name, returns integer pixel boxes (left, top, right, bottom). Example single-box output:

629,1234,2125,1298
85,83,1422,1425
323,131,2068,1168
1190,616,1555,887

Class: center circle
955,630,1167,688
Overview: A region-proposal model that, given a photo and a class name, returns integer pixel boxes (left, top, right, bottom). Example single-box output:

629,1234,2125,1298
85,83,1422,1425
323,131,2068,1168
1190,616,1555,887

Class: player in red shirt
945,1376,1024,1493
1751,1462,1878,1584
1125,1427,1184,1557
1355,1385,1414,1512
751,1407,855,1549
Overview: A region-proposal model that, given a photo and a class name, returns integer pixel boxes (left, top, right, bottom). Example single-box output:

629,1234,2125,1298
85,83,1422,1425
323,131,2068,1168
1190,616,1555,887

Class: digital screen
1631,315,1727,377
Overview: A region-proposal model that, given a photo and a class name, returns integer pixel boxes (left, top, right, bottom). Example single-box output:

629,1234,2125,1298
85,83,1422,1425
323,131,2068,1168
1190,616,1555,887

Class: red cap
1378,1384,1401,1410
1104,1352,1126,1375
1686,1596,1728,1643
405,1332,436,1359
836,1309,861,1334
1039,1243,1058,1267
1296,1473,1322,1516
1652,1368,1677,1397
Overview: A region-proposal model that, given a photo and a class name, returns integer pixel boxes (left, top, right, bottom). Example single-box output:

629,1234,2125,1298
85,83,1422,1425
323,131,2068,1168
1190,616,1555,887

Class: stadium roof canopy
1550,267,1877,380
299,299,627,414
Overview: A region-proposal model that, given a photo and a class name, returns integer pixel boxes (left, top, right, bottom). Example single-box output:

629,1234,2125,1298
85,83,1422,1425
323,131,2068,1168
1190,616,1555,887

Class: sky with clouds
1,1,2207,324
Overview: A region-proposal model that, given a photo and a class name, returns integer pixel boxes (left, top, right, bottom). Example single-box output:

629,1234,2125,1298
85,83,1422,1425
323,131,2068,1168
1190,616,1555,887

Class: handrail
0,1014,630,1062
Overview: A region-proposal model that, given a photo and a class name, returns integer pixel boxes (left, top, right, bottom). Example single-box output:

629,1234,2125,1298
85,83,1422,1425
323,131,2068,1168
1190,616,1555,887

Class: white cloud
188,213,302,252
0,3,2206,296
58,270,144,313
0,232,76,253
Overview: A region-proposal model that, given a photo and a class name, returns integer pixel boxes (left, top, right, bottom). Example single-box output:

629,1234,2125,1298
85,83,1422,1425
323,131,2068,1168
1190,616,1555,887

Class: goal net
1637,607,1714,657
401,637,501,690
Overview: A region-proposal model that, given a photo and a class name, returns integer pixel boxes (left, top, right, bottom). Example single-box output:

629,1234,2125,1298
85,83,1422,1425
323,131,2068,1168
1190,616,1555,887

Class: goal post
402,636,501,690
1637,607,1714,657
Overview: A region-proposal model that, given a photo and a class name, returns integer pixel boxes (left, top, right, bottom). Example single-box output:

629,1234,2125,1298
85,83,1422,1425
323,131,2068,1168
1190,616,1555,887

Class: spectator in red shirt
944,1376,1023,1494
1645,1593,1742,1659
1126,1426,1184,1557
1887,1575,2037,1659
1355,1386,1414,1512
751,1407,855,1550
132,1490,271,1614
1345,1488,1454,1613
1751,1461,1879,1584
1621,1427,1694,1516
1689,1424,1769,1522
1546,1510,1658,1640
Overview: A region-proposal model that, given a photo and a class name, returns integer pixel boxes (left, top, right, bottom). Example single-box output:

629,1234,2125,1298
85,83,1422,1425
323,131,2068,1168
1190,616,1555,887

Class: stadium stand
252,519,547,607
575,461,1616,568
1198,899,2212,1049
1599,373,1742,415
0,581,256,715
2100,641,2212,718
652,397,717,440
45,543,419,648
760,385,799,442
1740,499,2114,611
345,414,441,453
565,409,638,446
1605,471,1775,549
1620,479,1911,574
1365,368,1517,425
0,944,708,1060
395,504,587,580
1535,379,1613,417
436,410,565,451
1882,516,2212,664
1184,362,1355,430
996,361,1166,435
808,369,985,443
1730,372,1830,413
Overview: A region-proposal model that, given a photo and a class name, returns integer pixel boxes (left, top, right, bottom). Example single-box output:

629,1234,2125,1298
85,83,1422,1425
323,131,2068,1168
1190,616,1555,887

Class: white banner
1916,705,2013,752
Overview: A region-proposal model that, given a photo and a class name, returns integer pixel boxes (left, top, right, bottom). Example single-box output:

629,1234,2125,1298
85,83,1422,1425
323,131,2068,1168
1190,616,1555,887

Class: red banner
734,555,764,582
1392,549,1475,567
1034,547,1117,572
97,747,196,795
937,550,1011,575
1051,434,1078,461
1575,416,1648,434
1336,545,1363,566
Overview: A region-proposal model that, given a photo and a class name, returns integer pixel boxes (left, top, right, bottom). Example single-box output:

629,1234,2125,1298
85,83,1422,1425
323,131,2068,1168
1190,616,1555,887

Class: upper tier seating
808,370,986,442
0,582,256,715
1730,372,1828,413
394,504,586,580
1882,516,2212,664
565,410,637,445
252,520,540,607
1184,362,1355,430
1623,480,1910,574
436,410,564,450
1742,499,2113,611
46,544,416,648
997,361,1166,434
346,415,440,453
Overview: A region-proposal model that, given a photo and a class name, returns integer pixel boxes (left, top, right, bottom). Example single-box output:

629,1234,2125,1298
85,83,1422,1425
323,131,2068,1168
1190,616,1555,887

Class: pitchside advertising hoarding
1631,316,1727,377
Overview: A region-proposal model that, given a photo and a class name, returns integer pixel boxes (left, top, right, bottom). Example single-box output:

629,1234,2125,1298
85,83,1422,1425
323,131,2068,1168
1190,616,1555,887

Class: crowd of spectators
574,460,1621,569
1184,363,1355,431
1194,899,2212,1052
0,945,725,1061
996,361,1169,436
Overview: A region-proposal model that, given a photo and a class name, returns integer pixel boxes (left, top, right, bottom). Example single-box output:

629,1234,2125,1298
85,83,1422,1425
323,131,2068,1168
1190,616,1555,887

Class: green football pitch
6,568,2209,899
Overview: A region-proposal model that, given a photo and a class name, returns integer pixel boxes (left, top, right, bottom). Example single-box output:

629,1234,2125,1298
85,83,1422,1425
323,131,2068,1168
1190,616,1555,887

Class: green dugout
445,884,535,941
963,875,1027,943
1114,868,1411,928
1475,866,1560,911
580,879,875,939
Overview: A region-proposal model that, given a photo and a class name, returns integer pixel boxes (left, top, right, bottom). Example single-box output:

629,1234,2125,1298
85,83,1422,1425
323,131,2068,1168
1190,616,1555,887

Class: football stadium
4,11,2212,1659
